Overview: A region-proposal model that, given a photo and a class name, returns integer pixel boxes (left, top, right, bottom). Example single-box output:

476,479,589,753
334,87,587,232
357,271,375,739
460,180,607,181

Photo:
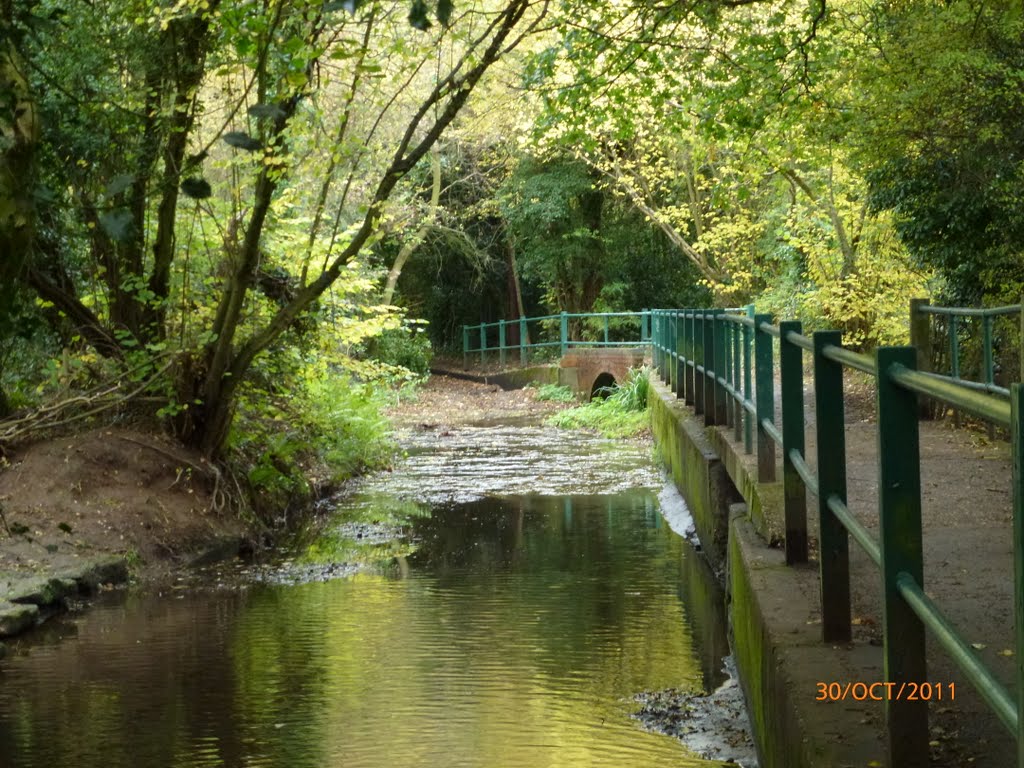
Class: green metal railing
650,306,1024,768
461,311,652,367
912,297,1024,401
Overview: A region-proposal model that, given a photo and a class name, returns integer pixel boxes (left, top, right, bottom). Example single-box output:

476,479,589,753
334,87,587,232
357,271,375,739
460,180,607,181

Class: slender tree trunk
382,146,441,306
184,0,542,458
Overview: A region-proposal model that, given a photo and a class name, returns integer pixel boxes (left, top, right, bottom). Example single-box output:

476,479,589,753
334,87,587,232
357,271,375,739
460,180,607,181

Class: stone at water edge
0,601,39,637
8,575,79,606
65,555,130,593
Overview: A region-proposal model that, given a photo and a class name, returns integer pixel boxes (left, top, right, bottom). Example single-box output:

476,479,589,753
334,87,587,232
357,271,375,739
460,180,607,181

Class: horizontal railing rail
461,310,652,367
911,298,1024,409
647,302,1024,768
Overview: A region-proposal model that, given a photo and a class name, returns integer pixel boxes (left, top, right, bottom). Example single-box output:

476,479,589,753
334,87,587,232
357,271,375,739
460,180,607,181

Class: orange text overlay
815,682,955,702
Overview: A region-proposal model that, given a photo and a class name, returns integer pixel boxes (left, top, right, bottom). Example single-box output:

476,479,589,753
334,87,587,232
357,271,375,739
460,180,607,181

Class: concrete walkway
727,369,1016,766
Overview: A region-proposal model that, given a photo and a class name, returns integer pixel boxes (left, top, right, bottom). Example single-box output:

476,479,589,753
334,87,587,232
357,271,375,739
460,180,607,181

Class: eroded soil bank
0,375,570,640
0,428,247,639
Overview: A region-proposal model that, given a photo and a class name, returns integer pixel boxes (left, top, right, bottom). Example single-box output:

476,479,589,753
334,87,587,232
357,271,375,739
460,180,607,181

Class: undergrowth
534,383,577,402
229,365,396,522
546,366,650,438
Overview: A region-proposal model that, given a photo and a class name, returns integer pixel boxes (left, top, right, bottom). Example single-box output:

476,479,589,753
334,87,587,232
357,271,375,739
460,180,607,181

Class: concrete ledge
649,378,739,566
729,511,886,768
707,425,785,546
650,377,887,767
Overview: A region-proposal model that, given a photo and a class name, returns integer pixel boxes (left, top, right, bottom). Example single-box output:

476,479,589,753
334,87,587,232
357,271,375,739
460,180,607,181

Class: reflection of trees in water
0,492,731,768
407,494,715,691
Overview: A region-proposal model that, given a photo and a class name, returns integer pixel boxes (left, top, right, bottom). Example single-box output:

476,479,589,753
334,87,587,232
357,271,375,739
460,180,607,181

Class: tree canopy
1,0,1017,466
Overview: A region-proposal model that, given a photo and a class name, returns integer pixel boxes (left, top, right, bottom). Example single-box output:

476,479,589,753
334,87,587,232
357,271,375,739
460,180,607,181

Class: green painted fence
650,307,1024,768
461,311,653,368
911,297,1024,401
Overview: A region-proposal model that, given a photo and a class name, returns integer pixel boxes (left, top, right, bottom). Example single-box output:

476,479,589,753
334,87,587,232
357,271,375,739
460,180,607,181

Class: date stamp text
815,681,955,702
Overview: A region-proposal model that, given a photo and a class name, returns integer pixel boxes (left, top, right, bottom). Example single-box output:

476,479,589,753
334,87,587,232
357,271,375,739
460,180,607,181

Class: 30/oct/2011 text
815,682,955,702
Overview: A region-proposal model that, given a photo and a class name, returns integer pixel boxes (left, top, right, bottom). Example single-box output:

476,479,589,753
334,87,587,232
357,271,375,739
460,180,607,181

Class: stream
0,422,755,767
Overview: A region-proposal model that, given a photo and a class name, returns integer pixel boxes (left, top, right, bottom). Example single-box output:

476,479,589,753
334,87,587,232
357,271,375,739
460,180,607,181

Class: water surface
0,425,739,767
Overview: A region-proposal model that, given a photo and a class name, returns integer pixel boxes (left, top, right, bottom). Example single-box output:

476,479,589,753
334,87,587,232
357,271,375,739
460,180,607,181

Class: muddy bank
0,427,248,639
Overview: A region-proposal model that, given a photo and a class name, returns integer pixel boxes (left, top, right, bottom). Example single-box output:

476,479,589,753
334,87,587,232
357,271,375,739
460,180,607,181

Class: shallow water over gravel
368,424,663,504
0,422,754,768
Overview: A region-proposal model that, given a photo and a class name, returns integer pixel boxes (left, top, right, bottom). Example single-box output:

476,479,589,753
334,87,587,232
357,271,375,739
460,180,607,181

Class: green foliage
367,321,433,378
547,366,650,438
534,383,576,402
547,399,649,439
230,365,394,516
602,365,649,411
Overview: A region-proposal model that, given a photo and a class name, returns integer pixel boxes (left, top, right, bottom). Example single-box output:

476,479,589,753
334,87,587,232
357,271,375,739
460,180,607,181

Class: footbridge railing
650,307,1024,768
461,311,653,368
911,297,1024,403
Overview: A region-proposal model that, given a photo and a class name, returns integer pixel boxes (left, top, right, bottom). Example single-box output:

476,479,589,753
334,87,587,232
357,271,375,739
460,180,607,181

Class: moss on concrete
650,377,887,768
648,378,735,565
707,427,786,546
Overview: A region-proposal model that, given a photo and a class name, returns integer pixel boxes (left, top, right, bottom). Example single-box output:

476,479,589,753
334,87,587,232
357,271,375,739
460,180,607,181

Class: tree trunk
184,0,540,458
0,31,37,309
382,146,441,306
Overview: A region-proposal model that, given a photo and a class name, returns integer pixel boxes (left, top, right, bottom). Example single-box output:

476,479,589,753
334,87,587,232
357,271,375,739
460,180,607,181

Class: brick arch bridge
559,348,647,401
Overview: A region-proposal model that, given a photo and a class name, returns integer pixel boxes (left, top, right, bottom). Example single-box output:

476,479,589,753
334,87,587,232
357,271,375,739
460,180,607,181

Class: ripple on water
365,425,662,505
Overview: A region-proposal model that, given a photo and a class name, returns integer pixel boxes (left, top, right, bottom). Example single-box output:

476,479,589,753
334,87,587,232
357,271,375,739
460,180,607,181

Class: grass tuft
546,366,650,438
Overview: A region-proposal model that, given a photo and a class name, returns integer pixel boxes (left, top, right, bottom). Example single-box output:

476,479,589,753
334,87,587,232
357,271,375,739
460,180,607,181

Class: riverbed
0,410,755,767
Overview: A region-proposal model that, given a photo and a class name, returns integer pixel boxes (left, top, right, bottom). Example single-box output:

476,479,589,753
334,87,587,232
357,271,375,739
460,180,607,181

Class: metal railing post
712,310,728,424
984,313,995,389
703,310,717,425
560,312,569,357
653,310,662,379
876,346,929,768
744,306,754,454
479,324,486,364
463,325,469,370
984,313,996,438
1007,385,1024,768
684,312,695,406
675,312,685,400
1011,383,1024,768
780,320,808,565
499,320,506,367
668,311,677,392
641,309,649,343
910,297,933,420
694,311,706,416
754,314,776,482
603,315,610,345
723,320,733,429
814,331,851,642
732,319,743,442
520,316,528,366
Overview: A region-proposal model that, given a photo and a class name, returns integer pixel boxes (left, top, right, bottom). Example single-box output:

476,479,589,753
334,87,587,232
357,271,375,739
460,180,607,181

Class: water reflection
0,492,732,768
